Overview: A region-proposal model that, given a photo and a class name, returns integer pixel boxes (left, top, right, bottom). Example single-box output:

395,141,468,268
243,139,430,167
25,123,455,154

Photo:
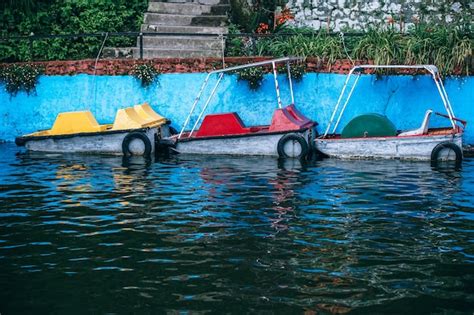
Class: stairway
134,0,229,59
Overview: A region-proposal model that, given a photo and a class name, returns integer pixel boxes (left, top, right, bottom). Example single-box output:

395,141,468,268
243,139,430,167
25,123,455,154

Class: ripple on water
0,143,473,313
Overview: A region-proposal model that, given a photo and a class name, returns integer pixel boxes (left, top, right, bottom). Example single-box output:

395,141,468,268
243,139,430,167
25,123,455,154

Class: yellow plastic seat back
112,107,148,130
49,111,102,135
134,103,166,125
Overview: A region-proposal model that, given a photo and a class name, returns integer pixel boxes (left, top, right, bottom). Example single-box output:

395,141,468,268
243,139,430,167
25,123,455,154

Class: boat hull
176,129,312,157
22,125,170,155
315,133,463,160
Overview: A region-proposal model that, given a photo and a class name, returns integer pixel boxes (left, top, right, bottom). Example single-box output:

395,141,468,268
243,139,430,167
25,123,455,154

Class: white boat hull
315,133,463,160
23,126,170,155
176,130,311,156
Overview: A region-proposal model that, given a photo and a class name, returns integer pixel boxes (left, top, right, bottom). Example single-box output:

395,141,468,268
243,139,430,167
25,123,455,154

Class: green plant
0,63,43,96
254,32,344,64
130,63,160,87
229,0,288,33
353,28,406,65
277,62,306,81
0,0,147,62
225,23,247,56
237,67,265,90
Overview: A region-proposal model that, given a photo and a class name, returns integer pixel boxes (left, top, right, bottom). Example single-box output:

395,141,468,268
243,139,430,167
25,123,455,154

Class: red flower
256,22,270,34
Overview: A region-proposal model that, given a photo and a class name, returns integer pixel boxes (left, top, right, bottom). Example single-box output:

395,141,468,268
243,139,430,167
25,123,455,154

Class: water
0,143,473,314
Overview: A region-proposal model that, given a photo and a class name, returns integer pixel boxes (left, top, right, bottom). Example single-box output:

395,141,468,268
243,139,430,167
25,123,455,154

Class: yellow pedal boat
15,103,171,156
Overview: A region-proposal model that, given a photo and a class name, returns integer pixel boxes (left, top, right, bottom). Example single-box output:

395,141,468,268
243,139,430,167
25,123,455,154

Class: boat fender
122,132,152,156
430,141,462,165
277,133,309,159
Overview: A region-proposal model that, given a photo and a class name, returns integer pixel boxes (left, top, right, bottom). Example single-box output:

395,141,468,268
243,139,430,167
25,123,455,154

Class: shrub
0,63,43,96
237,67,264,90
278,62,306,82
0,0,147,62
131,63,160,87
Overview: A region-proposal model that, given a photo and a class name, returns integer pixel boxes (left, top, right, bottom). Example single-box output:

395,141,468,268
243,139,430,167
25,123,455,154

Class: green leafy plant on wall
278,62,306,82
237,67,265,90
0,63,43,96
130,63,160,87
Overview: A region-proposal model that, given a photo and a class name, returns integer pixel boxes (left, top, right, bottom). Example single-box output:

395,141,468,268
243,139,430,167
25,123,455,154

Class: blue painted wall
1,73,473,144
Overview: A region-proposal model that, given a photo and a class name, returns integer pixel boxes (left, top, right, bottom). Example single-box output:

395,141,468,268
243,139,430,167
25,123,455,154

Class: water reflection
0,143,473,314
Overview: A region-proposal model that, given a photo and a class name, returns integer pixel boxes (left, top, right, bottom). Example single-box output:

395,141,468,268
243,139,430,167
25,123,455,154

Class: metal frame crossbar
323,64,459,137
178,57,302,139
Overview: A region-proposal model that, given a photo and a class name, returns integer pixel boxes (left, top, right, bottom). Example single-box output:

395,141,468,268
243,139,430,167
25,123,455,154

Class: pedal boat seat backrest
398,109,433,137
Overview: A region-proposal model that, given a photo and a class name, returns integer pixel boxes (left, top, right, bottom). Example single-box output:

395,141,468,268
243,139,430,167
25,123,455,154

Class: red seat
269,104,315,132
196,113,248,137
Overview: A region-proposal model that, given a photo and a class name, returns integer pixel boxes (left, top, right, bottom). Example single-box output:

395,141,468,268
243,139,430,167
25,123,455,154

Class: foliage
131,63,160,88
0,0,147,62
278,63,306,82
353,25,472,75
229,0,288,33
0,63,43,96
237,67,265,90
225,23,247,57
227,23,472,76
353,29,406,65
229,0,259,33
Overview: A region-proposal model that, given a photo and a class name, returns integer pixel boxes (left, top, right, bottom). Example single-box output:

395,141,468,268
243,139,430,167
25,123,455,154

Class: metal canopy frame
323,64,459,137
178,57,303,139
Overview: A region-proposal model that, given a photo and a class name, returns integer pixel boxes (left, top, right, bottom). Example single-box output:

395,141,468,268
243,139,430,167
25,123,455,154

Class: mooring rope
339,32,354,65
220,34,225,69
93,32,109,109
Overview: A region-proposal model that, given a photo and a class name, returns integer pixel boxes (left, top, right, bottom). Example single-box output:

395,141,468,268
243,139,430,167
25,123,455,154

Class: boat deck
321,127,461,140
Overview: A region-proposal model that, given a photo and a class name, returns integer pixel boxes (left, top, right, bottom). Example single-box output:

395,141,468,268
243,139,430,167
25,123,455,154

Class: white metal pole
272,61,282,108
287,61,295,105
178,73,212,139
437,74,456,119
332,74,360,134
189,73,224,136
431,72,456,129
324,68,356,137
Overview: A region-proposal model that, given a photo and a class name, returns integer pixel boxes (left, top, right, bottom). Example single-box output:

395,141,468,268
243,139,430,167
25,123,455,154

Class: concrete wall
1,73,473,144
288,0,473,31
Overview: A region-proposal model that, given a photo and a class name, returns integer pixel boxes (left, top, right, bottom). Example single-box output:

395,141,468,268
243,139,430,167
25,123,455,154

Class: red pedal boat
164,57,317,159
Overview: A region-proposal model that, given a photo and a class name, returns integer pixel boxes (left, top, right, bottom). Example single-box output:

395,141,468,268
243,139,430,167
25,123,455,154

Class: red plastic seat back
196,113,247,137
269,104,314,132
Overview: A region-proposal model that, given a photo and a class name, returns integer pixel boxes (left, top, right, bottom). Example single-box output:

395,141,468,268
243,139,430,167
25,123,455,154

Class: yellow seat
112,107,149,131
48,111,103,135
134,103,167,125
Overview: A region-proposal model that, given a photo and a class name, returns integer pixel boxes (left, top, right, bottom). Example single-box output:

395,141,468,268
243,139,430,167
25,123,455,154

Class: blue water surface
0,143,473,313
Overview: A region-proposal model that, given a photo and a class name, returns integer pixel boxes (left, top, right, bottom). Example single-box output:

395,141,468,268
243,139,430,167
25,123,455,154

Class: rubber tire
277,133,309,159
122,132,152,157
430,141,462,165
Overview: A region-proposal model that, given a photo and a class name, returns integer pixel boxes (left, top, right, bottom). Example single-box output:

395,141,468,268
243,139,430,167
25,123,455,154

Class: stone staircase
133,0,229,59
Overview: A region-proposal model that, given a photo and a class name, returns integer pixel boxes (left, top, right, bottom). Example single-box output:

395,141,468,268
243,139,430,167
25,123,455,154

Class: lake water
0,143,473,314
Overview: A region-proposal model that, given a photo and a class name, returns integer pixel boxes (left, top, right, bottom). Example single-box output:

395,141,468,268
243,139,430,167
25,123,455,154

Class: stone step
132,48,222,59
144,12,227,26
150,0,229,5
140,36,223,50
141,24,228,34
148,2,229,15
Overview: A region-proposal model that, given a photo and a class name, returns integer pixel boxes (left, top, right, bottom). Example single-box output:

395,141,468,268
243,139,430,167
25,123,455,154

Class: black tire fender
430,141,462,164
277,133,309,159
122,132,152,156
